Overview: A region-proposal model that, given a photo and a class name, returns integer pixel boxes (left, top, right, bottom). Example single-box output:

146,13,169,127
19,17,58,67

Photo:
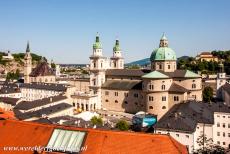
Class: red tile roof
0,108,16,119
0,119,188,154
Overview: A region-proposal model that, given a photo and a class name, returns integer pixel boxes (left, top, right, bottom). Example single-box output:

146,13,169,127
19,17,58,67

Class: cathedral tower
110,39,124,69
89,33,107,109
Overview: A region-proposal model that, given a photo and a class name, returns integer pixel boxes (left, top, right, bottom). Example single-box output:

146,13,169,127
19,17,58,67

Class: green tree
115,120,130,131
194,134,225,154
91,116,103,126
51,63,56,69
203,86,213,102
6,69,20,81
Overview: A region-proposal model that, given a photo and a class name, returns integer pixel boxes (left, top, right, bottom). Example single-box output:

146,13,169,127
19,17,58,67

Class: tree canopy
203,86,213,102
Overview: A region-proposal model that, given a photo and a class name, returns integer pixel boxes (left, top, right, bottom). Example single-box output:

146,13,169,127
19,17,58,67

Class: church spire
26,41,30,53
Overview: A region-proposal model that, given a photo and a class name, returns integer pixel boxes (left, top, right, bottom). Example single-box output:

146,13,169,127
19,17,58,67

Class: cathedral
89,33,202,119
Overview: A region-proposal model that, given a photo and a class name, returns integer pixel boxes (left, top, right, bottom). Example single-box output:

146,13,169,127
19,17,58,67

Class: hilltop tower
150,33,177,72
24,42,32,83
89,33,107,109
110,39,124,69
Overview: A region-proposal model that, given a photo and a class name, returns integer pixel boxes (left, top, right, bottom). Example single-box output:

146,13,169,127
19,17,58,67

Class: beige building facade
87,34,203,120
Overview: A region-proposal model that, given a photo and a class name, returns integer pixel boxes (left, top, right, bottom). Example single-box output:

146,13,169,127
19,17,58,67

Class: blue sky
0,0,230,64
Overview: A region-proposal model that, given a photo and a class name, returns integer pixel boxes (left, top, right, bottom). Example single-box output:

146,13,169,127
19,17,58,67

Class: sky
0,0,230,64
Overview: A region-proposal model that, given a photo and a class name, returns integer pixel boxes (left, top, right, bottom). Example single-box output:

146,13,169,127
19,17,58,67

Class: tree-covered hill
177,50,230,74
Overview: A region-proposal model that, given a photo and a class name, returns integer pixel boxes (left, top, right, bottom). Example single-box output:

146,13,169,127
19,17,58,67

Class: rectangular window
217,123,220,127
105,91,109,95
149,84,154,90
149,96,154,101
134,93,138,98
174,96,179,101
217,132,220,136
176,134,179,137
124,92,128,97
162,96,166,101
115,92,118,96
47,129,86,153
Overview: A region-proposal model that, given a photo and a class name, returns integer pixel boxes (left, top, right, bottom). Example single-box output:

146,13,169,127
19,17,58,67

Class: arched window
162,106,166,109
149,106,153,109
124,101,128,104
159,64,162,69
162,85,165,90
115,100,118,103
105,99,109,102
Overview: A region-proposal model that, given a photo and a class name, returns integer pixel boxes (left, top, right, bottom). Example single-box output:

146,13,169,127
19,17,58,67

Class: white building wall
213,112,230,148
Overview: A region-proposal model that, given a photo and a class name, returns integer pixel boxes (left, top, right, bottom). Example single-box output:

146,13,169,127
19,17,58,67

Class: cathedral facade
89,33,202,119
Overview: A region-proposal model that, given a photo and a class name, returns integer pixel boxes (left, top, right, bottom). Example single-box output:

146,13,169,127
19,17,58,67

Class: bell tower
110,39,124,69
89,33,107,109
24,42,32,83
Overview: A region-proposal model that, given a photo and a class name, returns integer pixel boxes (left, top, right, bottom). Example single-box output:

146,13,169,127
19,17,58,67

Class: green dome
150,47,177,61
113,39,121,51
93,35,102,49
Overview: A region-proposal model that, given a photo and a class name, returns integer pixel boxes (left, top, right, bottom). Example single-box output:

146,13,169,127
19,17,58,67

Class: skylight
47,129,86,153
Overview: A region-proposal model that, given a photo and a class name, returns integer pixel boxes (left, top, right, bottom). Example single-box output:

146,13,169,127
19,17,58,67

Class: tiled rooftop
0,119,188,154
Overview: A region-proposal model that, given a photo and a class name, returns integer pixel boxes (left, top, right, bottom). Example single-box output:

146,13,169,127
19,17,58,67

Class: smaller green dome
150,47,177,61
93,35,102,49
113,39,121,51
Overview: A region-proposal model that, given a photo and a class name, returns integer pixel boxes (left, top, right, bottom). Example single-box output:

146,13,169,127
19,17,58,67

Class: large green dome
150,47,177,61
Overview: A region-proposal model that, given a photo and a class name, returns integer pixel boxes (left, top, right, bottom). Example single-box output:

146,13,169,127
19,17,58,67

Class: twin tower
89,34,124,107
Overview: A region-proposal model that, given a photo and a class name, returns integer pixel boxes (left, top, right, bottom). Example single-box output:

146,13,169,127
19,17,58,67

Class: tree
115,120,130,131
194,134,225,154
6,69,20,81
51,63,56,69
90,116,103,126
203,86,213,102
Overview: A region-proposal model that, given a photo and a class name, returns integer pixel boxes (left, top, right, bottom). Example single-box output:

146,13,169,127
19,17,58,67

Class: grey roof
154,101,230,133
105,69,151,77
30,61,55,77
14,103,72,120
14,95,67,110
0,97,20,106
0,86,20,94
168,83,189,93
20,82,67,91
102,80,142,90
